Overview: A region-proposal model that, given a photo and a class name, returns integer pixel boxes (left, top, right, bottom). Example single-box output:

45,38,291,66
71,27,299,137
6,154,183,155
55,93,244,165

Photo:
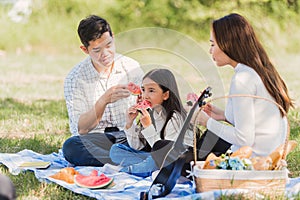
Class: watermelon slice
135,100,152,112
186,92,198,106
127,82,142,96
74,173,113,189
89,169,98,176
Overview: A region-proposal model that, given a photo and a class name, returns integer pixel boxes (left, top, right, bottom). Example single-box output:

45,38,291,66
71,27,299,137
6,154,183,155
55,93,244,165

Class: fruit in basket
49,167,79,184
74,170,113,189
128,82,141,96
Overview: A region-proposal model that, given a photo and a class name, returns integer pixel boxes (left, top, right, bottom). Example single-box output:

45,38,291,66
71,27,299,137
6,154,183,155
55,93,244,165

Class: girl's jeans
110,143,158,177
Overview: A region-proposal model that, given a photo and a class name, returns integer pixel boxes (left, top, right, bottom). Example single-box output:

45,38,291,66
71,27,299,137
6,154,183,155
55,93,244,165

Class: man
62,15,144,166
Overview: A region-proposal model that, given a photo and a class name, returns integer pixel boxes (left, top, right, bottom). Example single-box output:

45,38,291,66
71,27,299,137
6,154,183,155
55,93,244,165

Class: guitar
140,86,212,200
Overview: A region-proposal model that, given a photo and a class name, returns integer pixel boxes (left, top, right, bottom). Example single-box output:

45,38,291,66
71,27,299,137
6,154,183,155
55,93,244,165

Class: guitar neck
174,101,199,149
174,87,211,148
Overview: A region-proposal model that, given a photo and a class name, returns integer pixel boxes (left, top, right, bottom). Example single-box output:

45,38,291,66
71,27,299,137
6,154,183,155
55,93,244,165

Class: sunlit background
0,1,299,199
1,0,299,106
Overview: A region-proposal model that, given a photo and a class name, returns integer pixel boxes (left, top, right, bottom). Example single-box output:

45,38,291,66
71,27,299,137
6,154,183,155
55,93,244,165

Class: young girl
197,13,294,157
109,68,194,177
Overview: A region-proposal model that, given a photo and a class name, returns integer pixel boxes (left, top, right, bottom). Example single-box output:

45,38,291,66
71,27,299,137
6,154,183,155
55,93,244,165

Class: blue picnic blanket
0,149,299,200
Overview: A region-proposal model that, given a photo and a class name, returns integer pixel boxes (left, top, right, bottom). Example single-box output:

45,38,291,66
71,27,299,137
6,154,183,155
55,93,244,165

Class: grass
0,135,95,200
0,1,300,199
0,52,299,199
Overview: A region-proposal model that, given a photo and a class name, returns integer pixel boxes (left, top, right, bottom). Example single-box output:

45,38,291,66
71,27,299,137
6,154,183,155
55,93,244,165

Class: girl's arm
124,106,145,150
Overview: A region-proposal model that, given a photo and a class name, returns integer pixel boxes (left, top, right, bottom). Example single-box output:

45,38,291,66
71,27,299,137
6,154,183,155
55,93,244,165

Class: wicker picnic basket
191,94,291,199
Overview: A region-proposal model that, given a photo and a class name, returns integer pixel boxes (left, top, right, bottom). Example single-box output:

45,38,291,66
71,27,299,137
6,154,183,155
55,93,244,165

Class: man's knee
62,136,80,159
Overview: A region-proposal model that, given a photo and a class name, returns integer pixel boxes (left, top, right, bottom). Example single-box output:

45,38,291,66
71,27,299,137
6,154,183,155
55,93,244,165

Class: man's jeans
62,131,127,166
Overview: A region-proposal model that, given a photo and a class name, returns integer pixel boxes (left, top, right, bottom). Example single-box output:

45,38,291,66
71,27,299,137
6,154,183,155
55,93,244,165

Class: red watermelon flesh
135,100,152,111
74,173,113,189
128,82,141,96
90,169,98,176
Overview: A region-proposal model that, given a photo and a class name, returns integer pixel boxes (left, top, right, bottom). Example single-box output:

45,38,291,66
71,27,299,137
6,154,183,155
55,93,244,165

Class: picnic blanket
0,149,299,200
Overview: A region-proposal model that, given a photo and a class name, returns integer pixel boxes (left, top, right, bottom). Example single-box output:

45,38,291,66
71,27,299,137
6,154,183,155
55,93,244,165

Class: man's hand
103,84,130,104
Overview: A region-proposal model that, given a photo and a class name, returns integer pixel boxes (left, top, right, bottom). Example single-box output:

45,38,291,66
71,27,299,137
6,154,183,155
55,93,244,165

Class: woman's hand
196,110,210,127
203,103,225,121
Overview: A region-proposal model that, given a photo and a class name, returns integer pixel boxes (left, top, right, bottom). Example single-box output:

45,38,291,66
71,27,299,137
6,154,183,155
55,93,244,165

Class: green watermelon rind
74,174,114,189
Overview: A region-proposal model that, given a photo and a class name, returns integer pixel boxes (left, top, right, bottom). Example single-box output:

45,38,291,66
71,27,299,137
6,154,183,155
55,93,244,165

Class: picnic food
202,141,297,170
268,140,297,170
135,100,152,112
49,167,79,184
250,156,273,170
128,82,141,96
230,146,252,159
202,153,221,169
74,170,113,189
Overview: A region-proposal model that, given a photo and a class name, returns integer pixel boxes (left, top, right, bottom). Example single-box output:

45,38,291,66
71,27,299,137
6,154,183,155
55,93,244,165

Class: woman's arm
207,79,256,147
203,103,226,121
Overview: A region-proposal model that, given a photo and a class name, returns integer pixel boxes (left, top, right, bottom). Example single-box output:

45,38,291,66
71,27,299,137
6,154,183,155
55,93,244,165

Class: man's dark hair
77,15,113,47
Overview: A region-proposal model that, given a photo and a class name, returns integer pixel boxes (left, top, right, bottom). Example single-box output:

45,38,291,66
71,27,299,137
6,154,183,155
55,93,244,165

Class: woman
109,68,194,177
197,13,293,156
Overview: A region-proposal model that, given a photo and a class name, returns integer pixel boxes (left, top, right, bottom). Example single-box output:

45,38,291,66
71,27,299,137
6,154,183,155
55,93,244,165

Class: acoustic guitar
140,86,212,199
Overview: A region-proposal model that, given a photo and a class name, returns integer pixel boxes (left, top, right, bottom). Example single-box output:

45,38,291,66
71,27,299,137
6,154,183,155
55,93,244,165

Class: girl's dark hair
77,15,113,47
212,13,293,115
143,68,186,139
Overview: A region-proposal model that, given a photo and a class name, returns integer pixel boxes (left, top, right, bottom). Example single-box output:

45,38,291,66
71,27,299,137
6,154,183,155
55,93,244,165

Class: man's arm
78,84,130,134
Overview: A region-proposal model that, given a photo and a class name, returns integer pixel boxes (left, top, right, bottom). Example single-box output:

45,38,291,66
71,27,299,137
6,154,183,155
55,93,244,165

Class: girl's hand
139,108,152,128
125,106,139,129
203,103,225,121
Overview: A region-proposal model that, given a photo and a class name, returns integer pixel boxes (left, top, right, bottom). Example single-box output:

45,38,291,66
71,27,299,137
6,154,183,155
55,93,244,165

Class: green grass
0,0,299,199
0,52,299,199
0,135,95,200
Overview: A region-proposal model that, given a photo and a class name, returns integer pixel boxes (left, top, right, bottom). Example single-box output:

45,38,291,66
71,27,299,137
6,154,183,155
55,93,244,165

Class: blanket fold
0,149,299,200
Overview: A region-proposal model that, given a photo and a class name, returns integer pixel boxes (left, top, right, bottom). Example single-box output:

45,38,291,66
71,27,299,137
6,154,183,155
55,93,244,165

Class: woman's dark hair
212,13,293,115
143,68,186,139
77,15,113,47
